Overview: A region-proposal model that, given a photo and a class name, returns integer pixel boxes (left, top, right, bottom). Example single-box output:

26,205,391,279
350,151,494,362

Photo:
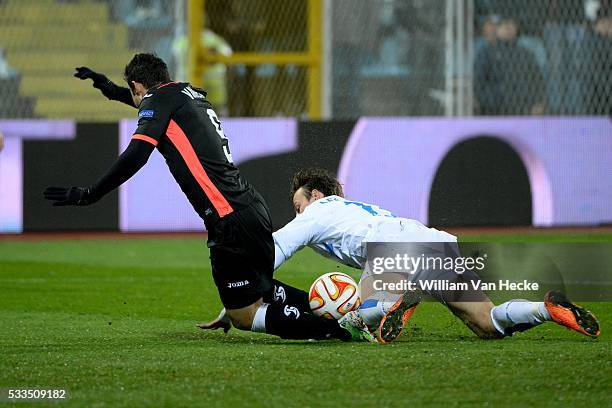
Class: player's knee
450,301,502,339
474,327,504,340
472,311,504,339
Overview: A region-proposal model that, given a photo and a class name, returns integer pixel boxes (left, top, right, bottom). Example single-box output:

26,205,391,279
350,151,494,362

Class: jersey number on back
343,200,395,218
206,109,234,163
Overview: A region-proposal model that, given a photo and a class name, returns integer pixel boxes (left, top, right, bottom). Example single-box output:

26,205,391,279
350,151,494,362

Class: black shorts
207,193,275,309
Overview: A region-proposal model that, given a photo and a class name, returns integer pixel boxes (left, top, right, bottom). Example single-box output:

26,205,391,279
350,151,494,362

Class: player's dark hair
290,168,344,199
124,53,171,90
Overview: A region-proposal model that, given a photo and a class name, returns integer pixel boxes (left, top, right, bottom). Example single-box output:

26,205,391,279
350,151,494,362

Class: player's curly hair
124,53,171,90
290,168,344,199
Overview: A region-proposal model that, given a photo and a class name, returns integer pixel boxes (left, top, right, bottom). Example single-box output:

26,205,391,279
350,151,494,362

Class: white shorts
363,218,457,244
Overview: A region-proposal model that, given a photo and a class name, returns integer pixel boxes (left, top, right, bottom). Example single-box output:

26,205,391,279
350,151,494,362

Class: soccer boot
544,290,600,338
377,290,422,343
338,311,378,343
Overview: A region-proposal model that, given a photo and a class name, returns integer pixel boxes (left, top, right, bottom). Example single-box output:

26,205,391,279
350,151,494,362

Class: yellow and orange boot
544,290,600,338
377,291,421,344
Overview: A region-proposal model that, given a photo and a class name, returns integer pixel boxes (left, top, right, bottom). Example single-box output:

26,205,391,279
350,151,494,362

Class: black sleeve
98,80,137,108
89,139,155,201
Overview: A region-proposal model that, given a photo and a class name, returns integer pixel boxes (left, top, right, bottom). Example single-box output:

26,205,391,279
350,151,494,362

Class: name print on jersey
181,86,206,100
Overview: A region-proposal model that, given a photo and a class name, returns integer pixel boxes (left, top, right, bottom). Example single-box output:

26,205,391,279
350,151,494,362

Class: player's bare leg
225,299,263,330
448,290,600,339
440,272,544,339
446,300,503,339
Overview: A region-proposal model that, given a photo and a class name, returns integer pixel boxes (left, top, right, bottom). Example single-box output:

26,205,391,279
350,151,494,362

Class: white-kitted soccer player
201,169,600,342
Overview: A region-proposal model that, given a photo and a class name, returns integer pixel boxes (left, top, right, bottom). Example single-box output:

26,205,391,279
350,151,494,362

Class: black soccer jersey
132,82,254,226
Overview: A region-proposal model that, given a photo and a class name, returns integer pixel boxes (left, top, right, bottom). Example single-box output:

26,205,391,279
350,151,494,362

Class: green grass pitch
1,232,611,407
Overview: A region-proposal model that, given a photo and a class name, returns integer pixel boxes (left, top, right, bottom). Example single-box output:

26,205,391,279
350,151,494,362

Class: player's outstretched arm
43,139,154,206
74,67,137,108
272,214,318,271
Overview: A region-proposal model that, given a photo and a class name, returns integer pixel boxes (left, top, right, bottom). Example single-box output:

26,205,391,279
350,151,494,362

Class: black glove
43,186,97,206
74,66,116,98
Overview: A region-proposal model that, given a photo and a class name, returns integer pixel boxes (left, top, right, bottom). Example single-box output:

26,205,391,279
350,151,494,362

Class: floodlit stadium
0,1,611,406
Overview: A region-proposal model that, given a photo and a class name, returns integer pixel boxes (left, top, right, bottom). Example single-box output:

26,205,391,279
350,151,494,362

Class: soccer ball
308,272,361,320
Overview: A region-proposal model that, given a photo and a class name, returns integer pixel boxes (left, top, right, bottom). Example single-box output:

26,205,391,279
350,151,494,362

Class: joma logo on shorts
227,280,249,288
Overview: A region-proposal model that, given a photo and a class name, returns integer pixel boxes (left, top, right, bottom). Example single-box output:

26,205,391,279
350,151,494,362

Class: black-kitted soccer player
43,54,376,342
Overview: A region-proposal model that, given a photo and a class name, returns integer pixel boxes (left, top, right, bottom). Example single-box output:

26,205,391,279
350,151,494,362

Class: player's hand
197,308,232,333
74,67,108,86
74,67,125,102
43,186,96,206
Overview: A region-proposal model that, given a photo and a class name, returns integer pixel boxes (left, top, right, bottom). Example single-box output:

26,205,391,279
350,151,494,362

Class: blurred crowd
88,0,612,118
1,0,611,118
333,0,612,117
474,0,612,115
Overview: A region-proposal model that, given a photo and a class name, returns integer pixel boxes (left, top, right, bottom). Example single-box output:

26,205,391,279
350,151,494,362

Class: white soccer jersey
273,195,457,270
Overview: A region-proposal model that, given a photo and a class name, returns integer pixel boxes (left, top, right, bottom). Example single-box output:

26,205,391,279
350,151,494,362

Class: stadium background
1,2,611,407
1,0,611,233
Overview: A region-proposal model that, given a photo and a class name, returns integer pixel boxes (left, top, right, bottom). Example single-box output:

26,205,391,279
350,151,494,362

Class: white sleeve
272,213,317,270
273,241,287,271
